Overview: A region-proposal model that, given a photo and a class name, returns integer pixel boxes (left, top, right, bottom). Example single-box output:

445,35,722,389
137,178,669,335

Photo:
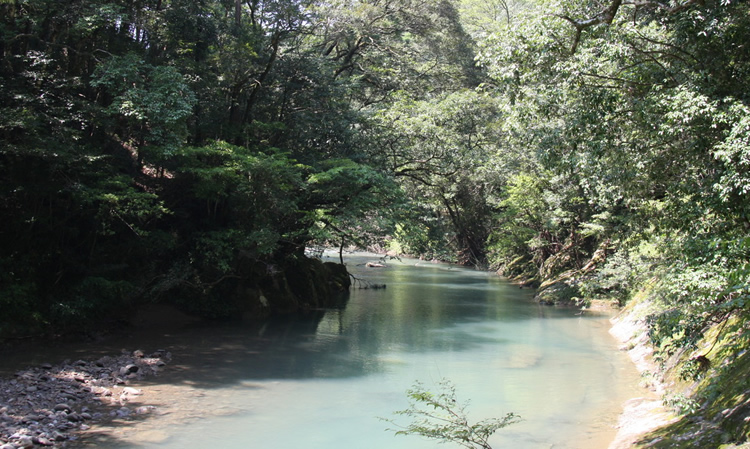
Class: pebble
122,387,142,396
0,350,170,448
32,436,53,446
134,406,156,415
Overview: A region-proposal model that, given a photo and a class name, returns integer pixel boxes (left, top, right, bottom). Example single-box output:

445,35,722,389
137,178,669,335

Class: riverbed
1,254,643,448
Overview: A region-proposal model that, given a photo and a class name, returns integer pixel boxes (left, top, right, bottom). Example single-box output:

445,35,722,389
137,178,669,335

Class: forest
1,0,749,444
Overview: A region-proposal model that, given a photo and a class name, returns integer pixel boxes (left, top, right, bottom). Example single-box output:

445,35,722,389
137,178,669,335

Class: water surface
4,254,641,448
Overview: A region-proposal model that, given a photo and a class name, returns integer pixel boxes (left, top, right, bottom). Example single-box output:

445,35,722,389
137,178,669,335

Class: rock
91,386,112,396
134,406,155,415
122,387,142,396
119,364,139,376
32,436,53,446
1,349,170,446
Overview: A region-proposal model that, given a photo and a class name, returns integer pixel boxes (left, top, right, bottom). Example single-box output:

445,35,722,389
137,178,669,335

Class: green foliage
2,0,750,367
91,53,196,164
80,175,171,237
49,277,135,329
368,89,505,264
487,172,548,271
663,393,700,416
307,158,403,252
383,379,520,449
389,213,456,262
0,265,41,336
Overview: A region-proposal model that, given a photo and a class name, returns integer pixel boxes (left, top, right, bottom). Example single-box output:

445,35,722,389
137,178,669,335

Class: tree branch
558,0,702,53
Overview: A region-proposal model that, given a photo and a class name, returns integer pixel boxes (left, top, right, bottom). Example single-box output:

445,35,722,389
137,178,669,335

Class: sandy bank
607,303,678,449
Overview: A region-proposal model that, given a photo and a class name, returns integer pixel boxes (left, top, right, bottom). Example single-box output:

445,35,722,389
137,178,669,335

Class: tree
91,53,196,168
366,90,505,265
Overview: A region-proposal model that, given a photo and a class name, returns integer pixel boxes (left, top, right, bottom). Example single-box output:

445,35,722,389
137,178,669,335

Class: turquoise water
21,254,639,448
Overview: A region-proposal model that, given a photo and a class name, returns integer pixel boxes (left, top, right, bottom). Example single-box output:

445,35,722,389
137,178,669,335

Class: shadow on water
1,255,623,448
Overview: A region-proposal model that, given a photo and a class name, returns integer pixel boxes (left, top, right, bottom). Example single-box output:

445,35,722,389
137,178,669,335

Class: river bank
1,258,644,449
603,292,750,449
606,301,678,449
0,319,657,449
0,350,169,448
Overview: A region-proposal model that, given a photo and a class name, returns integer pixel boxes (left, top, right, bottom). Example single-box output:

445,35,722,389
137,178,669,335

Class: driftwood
349,274,386,290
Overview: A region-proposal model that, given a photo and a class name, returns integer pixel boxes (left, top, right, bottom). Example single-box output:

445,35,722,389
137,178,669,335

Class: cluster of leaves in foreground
383,379,520,449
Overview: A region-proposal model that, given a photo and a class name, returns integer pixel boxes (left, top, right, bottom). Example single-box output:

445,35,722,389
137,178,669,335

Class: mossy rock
534,280,579,305
534,268,581,305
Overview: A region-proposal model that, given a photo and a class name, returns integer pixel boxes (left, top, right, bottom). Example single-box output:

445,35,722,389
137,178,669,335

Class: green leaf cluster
384,379,520,449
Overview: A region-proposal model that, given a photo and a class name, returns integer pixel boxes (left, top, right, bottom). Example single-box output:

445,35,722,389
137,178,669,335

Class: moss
629,314,750,448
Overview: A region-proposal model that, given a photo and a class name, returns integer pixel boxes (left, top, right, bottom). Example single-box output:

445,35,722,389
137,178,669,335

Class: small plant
663,393,700,415
382,379,520,449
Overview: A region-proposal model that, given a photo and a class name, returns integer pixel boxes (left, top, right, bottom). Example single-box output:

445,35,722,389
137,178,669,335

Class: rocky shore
0,349,170,448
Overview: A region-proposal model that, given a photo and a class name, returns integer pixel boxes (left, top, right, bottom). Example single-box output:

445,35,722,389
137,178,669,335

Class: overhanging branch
558,0,703,53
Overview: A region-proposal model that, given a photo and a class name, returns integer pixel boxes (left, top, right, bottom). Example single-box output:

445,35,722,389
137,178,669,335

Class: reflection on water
2,254,640,448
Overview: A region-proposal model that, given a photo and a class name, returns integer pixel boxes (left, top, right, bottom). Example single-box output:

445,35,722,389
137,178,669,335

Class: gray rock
34,437,53,446
16,436,33,449
134,406,155,415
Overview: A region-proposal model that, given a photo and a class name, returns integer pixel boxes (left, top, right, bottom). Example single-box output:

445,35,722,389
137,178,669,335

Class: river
2,253,642,448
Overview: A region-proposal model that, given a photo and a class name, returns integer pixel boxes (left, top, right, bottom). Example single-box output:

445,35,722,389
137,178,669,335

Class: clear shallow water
3,254,640,448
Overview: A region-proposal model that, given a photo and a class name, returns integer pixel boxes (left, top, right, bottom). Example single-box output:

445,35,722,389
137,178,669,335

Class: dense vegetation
2,0,749,443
